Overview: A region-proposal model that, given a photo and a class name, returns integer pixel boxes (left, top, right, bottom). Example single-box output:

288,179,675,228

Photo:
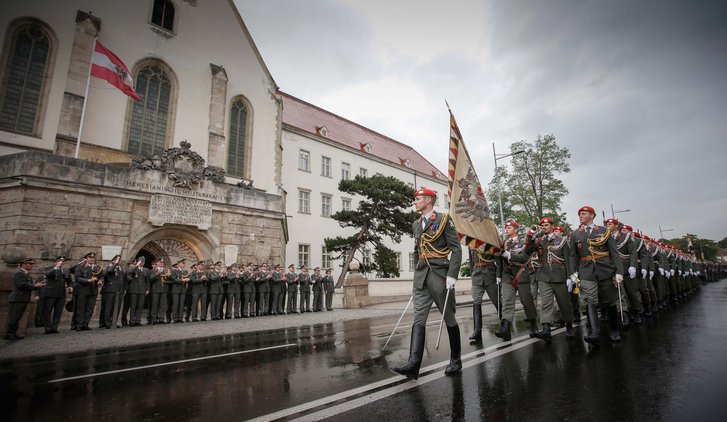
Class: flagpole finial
444,99,451,112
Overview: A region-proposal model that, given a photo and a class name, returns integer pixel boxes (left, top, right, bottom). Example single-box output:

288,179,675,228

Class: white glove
678,270,682,276
665,271,671,279
496,277,502,286
658,268,664,276
670,269,675,276
570,272,579,283
615,274,624,284
501,251,511,260
446,276,457,289
566,279,574,292
628,266,636,279
641,269,647,279
649,271,654,280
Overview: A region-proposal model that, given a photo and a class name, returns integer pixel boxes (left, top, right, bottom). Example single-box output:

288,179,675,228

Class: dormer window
316,125,329,137
360,142,372,153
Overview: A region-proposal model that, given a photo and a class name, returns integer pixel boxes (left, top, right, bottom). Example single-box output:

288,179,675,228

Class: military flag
446,105,502,251
90,41,141,100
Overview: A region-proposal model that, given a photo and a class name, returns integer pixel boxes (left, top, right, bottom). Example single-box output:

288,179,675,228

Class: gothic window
227,98,249,178
151,0,176,32
0,21,53,135
126,62,174,156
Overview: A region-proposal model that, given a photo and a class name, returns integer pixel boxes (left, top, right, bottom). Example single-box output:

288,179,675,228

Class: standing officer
102,255,126,329
496,220,538,341
298,265,312,313
606,218,640,326
468,243,499,343
74,252,102,331
169,259,188,323
568,206,624,345
255,263,272,316
270,265,286,315
126,256,149,326
226,264,242,318
286,264,299,314
207,262,225,320
147,259,167,324
189,261,208,321
241,263,256,317
41,256,72,334
392,188,462,379
324,268,335,311
311,267,324,312
4,258,45,340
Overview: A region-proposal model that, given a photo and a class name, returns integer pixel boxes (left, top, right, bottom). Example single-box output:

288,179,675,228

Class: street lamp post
659,225,674,240
493,144,525,235
610,204,631,219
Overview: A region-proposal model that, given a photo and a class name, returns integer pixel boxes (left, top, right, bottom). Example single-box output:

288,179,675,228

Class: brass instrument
181,273,190,284
160,269,172,284
92,265,104,286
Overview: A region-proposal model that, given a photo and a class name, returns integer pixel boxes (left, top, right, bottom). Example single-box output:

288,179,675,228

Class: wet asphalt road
3,280,726,422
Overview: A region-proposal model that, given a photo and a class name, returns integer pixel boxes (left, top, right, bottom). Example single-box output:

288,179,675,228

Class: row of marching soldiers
468,205,726,347
29,252,336,334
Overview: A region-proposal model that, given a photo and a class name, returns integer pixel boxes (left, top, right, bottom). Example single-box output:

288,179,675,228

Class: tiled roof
279,91,447,182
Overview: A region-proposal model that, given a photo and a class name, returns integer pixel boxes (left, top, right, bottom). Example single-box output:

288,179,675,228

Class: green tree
325,174,418,287
718,237,727,249
666,235,718,261
487,135,571,230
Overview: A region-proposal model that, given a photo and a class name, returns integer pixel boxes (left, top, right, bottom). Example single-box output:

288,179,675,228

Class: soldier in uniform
392,188,462,379
270,265,286,315
169,259,188,323
529,217,575,340
630,230,656,317
102,255,126,329
555,226,581,322
255,263,272,316
468,243,499,343
324,268,335,311
74,252,103,331
41,256,72,334
606,219,641,327
4,258,45,340
298,265,312,313
208,262,225,320
495,220,538,341
126,256,149,326
311,267,324,312
226,264,242,318
286,264,299,314
189,261,208,321
568,206,624,345
147,258,168,324
241,263,256,317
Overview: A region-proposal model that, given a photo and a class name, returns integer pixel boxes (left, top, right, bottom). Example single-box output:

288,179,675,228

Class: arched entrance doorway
128,226,217,268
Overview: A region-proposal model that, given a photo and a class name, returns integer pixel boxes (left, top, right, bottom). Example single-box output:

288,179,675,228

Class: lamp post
610,204,631,219
659,225,673,240
493,144,525,235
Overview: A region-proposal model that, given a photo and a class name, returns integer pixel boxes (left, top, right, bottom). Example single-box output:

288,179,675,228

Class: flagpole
74,37,97,159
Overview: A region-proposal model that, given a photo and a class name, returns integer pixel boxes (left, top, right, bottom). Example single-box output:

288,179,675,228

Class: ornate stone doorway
138,239,198,267
129,226,216,268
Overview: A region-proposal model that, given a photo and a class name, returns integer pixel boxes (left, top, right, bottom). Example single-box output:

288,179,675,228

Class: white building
280,92,449,280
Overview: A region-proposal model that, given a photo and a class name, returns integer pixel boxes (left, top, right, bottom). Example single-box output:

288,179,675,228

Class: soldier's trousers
413,274,457,328
312,286,324,311
636,276,653,309
270,290,283,314
129,293,145,324
166,292,173,322
184,291,193,320
299,290,310,312
667,276,677,300
149,292,166,322
41,296,65,332
102,292,122,328
226,292,241,317
580,278,618,307
34,298,44,327
209,294,222,319
121,292,131,324
471,266,499,310
98,293,107,327
74,294,96,328
655,274,667,301
531,279,539,308
256,291,269,315
623,277,642,312
538,281,573,324
191,292,208,320
171,293,185,321
325,292,334,310
5,302,28,336
287,287,298,312
243,292,255,316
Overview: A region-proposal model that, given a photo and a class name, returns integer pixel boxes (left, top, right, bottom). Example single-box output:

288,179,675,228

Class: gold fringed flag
447,106,502,252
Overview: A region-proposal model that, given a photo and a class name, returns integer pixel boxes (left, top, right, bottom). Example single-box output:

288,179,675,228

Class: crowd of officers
468,205,726,347
4,252,336,340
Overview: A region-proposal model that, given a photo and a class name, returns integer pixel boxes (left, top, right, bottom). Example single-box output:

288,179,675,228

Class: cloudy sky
234,0,727,242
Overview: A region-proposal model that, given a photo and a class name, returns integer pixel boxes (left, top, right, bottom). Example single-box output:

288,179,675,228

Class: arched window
0,22,53,135
227,97,250,178
126,62,175,156
151,0,175,32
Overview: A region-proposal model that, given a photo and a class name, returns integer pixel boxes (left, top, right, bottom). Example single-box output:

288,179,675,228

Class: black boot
392,324,425,380
494,319,505,338
644,302,653,317
469,304,482,343
584,304,600,346
444,325,462,375
497,319,512,341
565,322,575,339
631,310,642,325
599,306,608,322
528,319,538,338
608,306,622,343
535,323,551,341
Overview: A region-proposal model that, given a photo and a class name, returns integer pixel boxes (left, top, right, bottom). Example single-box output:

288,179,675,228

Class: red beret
605,218,619,225
505,220,519,228
414,188,437,198
578,206,595,215
632,232,641,238
539,217,553,225
553,226,565,233
622,224,633,232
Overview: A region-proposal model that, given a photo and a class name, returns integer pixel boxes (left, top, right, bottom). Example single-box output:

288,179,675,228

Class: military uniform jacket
169,269,188,294
127,266,148,294
103,264,126,294
412,211,461,289
43,266,72,298
241,270,256,293
188,270,207,294
8,269,39,303
208,271,224,295
531,234,571,283
148,269,167,294
286,272,299,288
311,274,323,290
74,264,102,296
226,272,242,295
497,236,530,280
298,272,311,292
636,238,654,273
271,272,286,292
568,225,624,281
324,275,335,293
256,271,271,292
614,232,638,271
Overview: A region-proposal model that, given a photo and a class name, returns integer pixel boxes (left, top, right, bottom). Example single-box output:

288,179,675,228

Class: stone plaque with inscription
148,195,213,230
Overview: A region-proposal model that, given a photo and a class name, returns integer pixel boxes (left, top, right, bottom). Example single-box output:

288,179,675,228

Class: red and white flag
90,41,140,100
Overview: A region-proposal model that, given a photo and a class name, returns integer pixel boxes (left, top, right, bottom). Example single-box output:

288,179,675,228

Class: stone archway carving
128,225,217,266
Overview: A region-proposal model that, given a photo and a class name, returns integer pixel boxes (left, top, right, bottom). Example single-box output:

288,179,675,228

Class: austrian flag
90,41,141,100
